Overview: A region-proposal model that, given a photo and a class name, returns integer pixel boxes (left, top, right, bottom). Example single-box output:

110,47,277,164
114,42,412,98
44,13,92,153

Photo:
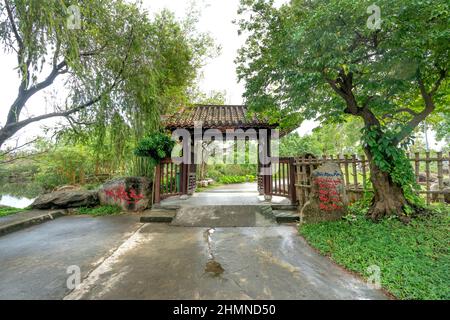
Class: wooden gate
154,158,198,204
260,157,297,203
154,158,186,204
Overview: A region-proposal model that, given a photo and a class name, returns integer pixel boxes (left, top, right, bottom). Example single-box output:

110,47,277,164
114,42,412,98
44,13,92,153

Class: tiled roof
163,105,273,129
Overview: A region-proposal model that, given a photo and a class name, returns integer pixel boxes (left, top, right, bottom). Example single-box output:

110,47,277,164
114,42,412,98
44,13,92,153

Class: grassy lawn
76,205,122,216
0,207,29,217
299,205,450,300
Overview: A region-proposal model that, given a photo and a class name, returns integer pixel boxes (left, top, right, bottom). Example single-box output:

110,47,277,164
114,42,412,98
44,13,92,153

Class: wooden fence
294,152,450,205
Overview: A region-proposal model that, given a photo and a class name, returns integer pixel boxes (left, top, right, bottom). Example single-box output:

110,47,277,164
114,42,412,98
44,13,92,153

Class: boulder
300,162,348,223
431,178,450,203
417,172,437,183
31,190,99,209
98,177,152,212
54,185,81,192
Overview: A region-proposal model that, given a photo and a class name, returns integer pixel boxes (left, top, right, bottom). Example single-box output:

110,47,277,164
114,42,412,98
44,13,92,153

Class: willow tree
0,1,212,149
236,0,449,220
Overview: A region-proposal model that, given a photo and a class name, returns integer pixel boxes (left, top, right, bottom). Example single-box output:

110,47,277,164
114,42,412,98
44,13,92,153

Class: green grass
299,204,450,300
76,205,122,216
0,206,29,217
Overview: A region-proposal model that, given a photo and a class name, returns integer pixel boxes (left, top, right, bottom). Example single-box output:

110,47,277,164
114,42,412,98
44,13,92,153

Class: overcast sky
0,0,443,150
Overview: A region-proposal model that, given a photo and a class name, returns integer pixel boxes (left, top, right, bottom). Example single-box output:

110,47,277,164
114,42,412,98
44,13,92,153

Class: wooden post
352,154,358,191
289,157,297,203
437,152,444,203
415,152,420,183
361,154,367,190
426,151,431,205
264,130,272,198
154,163,161,204
344,154,350,190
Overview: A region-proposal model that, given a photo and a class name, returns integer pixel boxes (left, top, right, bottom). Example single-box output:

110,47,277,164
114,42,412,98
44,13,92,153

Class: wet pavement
158,183,291,207
171,205,276,227
0,215,140,299
64,224,387,300
0,186,388,300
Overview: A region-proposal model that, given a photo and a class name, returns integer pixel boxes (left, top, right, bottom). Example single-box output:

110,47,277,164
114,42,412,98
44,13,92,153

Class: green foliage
219,175,255,184
237,0,449,209
76,205,122,216
206,164,257,182
0,206,28,217
361,126,423,206
237,0,449,128
1,0,215,182
300,205,450,299
134,133,176,165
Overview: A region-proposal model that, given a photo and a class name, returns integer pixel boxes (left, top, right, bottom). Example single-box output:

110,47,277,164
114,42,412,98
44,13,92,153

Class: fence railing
294,152,450,205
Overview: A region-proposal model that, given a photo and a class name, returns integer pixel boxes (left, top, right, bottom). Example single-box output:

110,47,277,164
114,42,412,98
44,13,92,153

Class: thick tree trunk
364,147,410,223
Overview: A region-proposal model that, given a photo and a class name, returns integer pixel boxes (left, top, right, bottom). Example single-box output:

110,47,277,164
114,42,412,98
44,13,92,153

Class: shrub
134,132,175,165
76,205,122,216
219,175,255,184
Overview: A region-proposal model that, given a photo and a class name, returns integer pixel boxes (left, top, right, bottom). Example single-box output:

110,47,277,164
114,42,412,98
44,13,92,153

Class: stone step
140,209,176,223
171,205,276,227
272,209,299,223
271,204,298,211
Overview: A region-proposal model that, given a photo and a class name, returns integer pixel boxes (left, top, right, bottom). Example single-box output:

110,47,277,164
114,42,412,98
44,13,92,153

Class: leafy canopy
236,0,449,136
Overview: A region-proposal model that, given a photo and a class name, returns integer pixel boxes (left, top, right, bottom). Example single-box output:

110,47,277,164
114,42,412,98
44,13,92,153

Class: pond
0,194,35,209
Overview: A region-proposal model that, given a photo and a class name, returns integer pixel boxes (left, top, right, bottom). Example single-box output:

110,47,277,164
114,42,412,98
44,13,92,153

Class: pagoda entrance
153,105,296,205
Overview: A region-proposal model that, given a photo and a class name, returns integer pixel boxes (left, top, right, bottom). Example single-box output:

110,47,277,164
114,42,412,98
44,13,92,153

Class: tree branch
382,108,419,120
4,0,23,51
394,70,446,144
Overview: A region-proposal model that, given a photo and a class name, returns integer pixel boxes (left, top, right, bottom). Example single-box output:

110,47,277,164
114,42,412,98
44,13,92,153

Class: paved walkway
0,209,66,236
0,215,140,299
159,183,291,207
0,184,388,300
65,224,387,300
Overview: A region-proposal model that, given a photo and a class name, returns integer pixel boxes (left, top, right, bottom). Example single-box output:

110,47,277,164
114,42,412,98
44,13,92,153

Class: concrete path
0,215,141,299
159,183,291,208
0,209,66,236
65,224,387,300
0,210,388,300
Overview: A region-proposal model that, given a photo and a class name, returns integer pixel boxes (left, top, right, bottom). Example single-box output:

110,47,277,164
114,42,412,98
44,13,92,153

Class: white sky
0,0,444,150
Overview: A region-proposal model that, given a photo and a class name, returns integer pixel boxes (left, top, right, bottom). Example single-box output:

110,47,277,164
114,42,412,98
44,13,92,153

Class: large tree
237,0,449,220
0,0,213,150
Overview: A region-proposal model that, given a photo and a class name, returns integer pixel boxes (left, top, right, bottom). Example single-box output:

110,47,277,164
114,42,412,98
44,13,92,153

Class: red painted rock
98,177,152,212
300,162,348,223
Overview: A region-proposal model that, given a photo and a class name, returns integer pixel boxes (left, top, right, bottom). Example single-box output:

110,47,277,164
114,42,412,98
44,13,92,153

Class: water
0,194,35,209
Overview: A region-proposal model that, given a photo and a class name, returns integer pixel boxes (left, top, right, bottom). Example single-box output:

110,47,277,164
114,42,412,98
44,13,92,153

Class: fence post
154,163,161,204
344,154,350,190
289,157,297,204
361,154,367,190
352,154,358,191
415,152,420,183
437,152,444,203
425,151,431,205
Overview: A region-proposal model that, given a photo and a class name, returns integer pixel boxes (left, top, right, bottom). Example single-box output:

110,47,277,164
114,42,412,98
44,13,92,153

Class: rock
417,172,437,183
54,185,81,192
31,190,99,209
98,177,152,212
431,178,450,203
300,162,348,223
